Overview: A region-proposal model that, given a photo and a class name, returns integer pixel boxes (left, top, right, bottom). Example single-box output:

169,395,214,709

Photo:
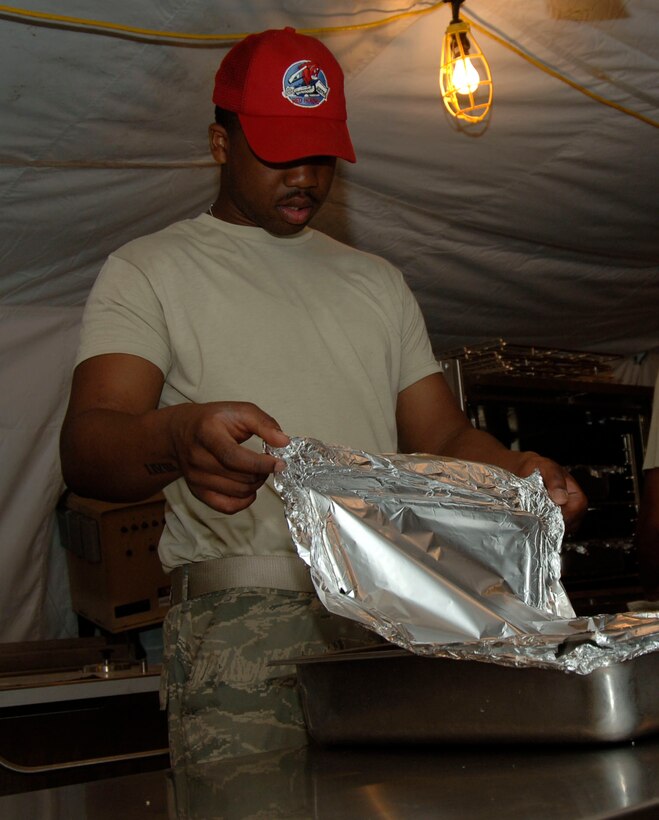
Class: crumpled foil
268,437,659,675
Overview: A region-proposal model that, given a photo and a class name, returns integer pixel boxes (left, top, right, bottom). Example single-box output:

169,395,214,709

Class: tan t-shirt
76,214,441,569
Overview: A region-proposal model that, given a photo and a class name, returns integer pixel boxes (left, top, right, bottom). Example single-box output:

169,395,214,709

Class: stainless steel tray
288,645,659,745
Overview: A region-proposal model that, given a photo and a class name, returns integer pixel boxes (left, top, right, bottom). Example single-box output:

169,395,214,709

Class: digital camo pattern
166,746,312,820
161,587,380,768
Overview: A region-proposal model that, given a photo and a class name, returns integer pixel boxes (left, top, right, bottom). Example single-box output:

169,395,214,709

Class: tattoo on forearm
144,462,178,476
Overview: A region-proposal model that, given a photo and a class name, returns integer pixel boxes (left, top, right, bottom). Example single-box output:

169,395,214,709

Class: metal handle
0,747,169,774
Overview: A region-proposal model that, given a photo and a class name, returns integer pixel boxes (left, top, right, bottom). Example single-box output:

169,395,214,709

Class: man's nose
284,162,319,189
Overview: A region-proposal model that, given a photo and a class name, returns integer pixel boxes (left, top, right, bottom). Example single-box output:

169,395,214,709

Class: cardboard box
59,494,171,632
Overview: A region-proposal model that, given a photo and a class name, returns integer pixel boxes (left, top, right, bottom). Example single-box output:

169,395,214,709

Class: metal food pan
289,645,659,745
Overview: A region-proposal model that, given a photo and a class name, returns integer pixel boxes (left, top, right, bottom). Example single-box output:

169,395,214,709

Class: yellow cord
0,3,442,41
0,2,656,128
0,158,216,168
467,17,659,129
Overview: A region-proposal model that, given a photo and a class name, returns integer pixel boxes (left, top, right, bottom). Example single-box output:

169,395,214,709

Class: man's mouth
277,196,315,225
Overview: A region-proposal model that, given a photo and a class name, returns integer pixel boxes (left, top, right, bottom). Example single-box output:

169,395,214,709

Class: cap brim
239,113,356,164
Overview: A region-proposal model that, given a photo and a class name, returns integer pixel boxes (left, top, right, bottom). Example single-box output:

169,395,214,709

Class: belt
169,555,314,605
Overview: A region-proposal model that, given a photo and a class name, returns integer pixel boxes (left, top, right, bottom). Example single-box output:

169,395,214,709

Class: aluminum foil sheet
268,437,659,674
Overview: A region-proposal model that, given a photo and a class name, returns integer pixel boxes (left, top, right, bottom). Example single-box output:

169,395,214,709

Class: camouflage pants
166,746,313,820
161,587,379,767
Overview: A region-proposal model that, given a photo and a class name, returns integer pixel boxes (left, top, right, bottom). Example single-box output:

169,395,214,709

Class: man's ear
209,123,228,164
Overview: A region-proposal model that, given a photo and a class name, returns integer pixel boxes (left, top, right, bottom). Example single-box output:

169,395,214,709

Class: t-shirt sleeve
75,253,172,375
397,274,441,392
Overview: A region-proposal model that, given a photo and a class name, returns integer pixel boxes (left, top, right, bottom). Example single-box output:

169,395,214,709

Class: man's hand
170,401,290,513
508,451,587,533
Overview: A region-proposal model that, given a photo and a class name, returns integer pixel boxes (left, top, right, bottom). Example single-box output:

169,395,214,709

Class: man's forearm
438,424,530,472
60,406,183,502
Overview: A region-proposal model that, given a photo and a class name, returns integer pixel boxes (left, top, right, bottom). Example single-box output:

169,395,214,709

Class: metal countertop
1,738,659,819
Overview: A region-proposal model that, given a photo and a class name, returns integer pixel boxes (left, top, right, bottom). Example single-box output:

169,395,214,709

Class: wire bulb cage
440,18,493,123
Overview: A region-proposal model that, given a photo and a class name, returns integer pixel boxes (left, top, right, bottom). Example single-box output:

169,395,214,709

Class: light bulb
439,16,493,123
452,57,480,95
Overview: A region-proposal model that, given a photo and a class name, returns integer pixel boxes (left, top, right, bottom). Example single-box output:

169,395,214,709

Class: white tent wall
316,0,659,354
0,1,657,642
0,306,81,640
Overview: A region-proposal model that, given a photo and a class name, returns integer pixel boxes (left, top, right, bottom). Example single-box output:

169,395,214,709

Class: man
60,28,586,765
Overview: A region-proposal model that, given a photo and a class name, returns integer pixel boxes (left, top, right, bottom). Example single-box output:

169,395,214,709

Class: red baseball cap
213,27,356,163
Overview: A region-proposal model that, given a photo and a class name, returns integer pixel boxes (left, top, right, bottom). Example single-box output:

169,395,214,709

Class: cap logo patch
282,60,330,108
